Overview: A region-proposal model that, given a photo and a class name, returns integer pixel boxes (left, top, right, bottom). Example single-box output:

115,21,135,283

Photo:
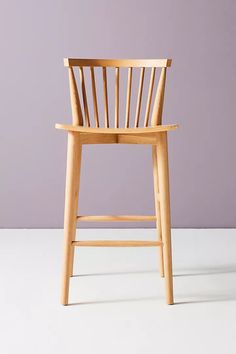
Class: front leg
61,132,82,305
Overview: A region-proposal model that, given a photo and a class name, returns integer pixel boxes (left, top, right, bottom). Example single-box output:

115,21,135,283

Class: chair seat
55,123,178,135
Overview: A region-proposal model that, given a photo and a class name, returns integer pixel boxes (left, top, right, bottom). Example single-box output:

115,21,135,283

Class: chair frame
56,58,178,305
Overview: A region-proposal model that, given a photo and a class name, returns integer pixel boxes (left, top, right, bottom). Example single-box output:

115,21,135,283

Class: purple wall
0,0,235,228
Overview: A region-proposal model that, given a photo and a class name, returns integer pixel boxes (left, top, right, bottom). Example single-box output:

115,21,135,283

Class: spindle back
64,58,171,128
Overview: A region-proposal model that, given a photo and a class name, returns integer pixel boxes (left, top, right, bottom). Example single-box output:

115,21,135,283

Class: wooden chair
56,58,178,305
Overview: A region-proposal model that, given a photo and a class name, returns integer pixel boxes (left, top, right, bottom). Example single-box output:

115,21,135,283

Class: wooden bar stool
56,58,178,305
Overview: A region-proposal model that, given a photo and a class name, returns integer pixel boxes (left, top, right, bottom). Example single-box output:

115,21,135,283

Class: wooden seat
56,58,178,305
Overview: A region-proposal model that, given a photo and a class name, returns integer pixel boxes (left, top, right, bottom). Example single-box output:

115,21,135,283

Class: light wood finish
151,67,166,126
115,67,120,128
77,215,156,222
156,132,173,304
134,68,145,127
63,58,173,130
64,58,172,68
68,67,83,125
79,67,90,127
102,67,109,128
58,58,177,305
61,132,82,305
72,240,162,247
152,146,164,277
125,67,133,128
144,68,156,127
117,135,158,145
90,67,99,127
79,133,117,145
55,123,178,134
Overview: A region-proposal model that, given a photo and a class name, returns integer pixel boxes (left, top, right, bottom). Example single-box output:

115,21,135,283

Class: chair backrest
64,58,172,128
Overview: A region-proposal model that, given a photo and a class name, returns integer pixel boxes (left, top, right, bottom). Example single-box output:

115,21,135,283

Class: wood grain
64,58,172,68
72,240,162,247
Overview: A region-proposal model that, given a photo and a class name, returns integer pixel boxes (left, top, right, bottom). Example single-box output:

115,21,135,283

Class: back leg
152,145,164,277
156,133,174,304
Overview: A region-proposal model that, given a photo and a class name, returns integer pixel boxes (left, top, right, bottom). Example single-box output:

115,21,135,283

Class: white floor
0,229,236,354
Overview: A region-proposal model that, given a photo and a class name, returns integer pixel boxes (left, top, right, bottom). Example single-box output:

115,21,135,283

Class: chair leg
61,132,82,305
152,146,164,277
156,132,174,305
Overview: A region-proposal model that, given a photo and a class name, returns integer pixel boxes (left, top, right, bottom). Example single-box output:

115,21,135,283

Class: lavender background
0,0,235,228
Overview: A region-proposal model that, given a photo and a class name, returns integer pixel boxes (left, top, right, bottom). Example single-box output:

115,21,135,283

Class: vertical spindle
134,67,145,127
151,67,166,126
79,67,90,127
115,67,120,128
68,67,83,126
125,67,132,128
90,67,99,127
144,67,156,127
102,67,109,128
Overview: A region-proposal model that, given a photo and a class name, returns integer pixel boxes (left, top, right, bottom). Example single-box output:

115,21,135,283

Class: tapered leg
152,146,164,277
61,132,82,305
156,132,174,304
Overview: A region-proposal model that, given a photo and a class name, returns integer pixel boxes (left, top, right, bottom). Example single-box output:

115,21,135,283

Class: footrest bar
72,240,162,247
77,215,156,222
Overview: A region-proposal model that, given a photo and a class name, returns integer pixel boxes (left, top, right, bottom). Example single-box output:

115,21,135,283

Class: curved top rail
64,58,172,68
